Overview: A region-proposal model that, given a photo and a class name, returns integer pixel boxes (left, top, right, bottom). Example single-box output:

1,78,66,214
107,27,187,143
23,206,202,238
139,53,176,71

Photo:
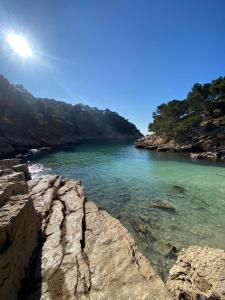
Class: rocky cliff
135,124,225,160
0,75,142,158
1,159,224,299
139,76,225,160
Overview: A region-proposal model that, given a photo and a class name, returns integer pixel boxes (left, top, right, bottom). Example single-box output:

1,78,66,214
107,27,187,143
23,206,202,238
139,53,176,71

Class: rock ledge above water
0,159,171,300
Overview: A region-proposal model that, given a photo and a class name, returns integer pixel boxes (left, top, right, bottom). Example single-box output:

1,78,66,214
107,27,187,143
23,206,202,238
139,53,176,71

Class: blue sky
1,0,225,134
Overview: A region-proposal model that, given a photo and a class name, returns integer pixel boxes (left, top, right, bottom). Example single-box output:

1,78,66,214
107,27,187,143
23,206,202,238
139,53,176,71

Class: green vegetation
149,77,225,136
0,75,141,155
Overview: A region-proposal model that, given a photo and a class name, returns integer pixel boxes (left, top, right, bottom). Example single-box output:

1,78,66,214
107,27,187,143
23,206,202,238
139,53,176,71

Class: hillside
0,75,142,157
136,77,225,158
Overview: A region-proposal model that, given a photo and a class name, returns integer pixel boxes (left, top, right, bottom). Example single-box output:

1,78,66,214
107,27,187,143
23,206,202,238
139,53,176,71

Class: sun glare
6,33,32,58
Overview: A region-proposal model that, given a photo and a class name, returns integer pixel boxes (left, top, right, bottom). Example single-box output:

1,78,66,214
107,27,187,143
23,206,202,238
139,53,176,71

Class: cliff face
0,159,171,300
0,75,142,157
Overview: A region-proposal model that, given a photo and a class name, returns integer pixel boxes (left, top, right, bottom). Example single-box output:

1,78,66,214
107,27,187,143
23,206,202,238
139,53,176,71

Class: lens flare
6,33,32,58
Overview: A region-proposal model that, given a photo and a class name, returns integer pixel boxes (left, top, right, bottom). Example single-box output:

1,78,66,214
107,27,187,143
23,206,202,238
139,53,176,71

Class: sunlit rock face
25,176,171,300
0,159,38,300
167,246,225,300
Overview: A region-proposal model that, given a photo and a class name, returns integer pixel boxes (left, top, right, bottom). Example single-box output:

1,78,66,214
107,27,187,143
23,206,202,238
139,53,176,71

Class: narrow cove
28,140,225,280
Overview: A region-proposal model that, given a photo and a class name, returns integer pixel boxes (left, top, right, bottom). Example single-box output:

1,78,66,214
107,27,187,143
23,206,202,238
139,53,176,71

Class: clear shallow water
28,140,225,280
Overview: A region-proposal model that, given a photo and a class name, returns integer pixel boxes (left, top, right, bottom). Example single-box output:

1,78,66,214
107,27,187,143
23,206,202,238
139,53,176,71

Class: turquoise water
28,140,225,280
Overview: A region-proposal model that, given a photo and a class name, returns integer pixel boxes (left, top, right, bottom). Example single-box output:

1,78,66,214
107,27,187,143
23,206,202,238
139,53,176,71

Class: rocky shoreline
135,131,225,160
0,159,225,299
0,137,139,160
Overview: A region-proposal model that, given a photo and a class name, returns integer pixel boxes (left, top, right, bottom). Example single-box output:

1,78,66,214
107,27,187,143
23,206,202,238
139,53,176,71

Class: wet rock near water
190,152,218,160
173,185,186,193
132,218,157,244
135,131,225,161
29,147,51,155
156,242,178,259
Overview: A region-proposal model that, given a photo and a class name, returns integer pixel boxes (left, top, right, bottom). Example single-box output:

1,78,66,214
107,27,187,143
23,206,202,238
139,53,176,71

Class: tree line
149,77,225,136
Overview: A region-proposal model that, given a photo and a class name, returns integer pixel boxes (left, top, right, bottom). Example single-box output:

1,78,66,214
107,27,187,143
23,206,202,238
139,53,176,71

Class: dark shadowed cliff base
0,75,142,158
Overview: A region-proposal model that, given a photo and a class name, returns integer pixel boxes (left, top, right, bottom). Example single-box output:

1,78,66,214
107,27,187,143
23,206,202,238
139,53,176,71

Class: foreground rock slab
0,194,38,300
25,176,172,300
167,246,225,300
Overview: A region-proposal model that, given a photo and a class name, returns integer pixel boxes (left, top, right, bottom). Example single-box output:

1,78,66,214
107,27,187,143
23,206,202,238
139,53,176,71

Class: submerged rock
132,218,149,234
167,246,225,300
173,185,186,193
149,201,176,212
156,242,178,258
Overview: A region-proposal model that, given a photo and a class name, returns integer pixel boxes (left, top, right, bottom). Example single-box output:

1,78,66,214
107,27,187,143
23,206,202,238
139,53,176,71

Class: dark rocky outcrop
0,75,142,158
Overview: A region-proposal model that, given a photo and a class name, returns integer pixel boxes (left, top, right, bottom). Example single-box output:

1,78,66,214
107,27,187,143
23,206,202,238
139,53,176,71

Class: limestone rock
84,202,170,300
0,158,39,300
0,195,38,300
0,158,21,169
13,164,31,180
167,246,225,300
25,178,172,300
28,175,62,229
0,171,25,182
0,181,28,207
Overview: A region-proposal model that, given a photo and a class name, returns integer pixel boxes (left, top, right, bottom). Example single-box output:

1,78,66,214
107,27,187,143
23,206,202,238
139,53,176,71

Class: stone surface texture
0,159,38,300
25,176,171,300
167,246,225,300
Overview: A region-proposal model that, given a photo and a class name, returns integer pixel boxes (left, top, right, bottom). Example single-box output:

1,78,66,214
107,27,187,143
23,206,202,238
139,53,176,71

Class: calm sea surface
28,140,225,279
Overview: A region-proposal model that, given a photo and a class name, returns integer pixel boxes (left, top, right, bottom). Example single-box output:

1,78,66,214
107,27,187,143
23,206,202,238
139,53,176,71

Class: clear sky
1,0,225,134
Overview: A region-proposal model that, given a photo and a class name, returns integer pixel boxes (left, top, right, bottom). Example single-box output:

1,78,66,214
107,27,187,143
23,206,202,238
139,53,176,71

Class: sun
6,33,32,58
